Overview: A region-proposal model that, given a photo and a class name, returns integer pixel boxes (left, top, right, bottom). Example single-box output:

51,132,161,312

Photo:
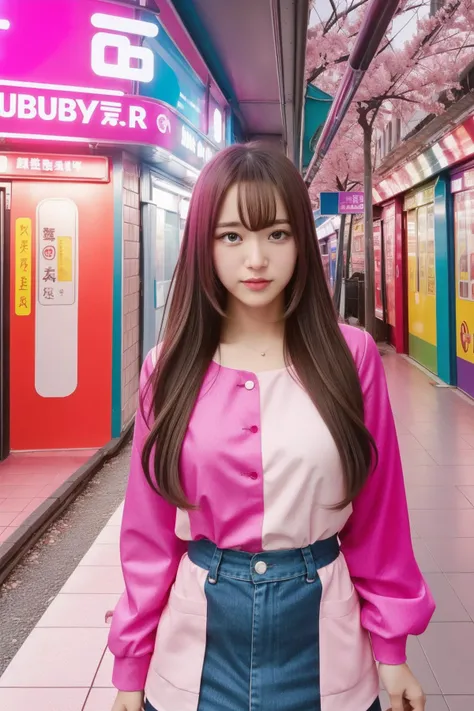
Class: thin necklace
240,342,272,357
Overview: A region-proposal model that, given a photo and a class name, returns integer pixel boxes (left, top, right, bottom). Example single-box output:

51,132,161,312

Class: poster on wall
35,198,78,398
351,217,365,274
15,218,32,316
454,188,474,398
417,206,428,295
373,221,383,320
407,210,418,294
427,204,436,296
383,205,396,327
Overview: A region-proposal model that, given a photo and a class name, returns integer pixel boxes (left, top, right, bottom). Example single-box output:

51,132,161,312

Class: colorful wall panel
452,168,474,398
404,184,438,374
10,175,114,450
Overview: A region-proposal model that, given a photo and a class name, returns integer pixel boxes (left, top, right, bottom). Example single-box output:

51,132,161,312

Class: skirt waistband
187,536,340,585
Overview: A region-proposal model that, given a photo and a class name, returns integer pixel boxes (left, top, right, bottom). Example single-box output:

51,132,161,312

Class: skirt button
254,561,267,575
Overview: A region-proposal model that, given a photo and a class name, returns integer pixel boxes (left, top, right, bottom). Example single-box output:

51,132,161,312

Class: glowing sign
90,13,158,83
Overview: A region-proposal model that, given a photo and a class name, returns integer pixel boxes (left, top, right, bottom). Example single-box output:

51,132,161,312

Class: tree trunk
363,124,376,338
332,213,346,313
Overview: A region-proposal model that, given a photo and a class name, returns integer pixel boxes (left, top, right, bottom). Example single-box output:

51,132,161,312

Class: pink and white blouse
108,325,435,693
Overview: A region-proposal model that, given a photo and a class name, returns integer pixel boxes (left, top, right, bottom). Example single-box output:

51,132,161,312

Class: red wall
10,178,114,450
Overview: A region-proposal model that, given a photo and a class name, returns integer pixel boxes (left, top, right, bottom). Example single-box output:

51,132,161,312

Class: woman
109,143,435,711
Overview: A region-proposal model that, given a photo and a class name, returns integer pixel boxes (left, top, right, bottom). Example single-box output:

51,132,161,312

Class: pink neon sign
0,0,139,94
0,0,219,168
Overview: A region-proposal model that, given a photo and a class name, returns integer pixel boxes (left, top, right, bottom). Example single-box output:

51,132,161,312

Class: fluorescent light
0,19,10,30
0,79,124,96
91,13,158,38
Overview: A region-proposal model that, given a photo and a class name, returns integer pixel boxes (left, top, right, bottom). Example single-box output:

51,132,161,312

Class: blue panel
111,158,124,438
319,192,339,215
434,175,457,385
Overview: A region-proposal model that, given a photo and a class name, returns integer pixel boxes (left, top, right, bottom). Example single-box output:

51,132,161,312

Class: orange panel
10,178,115,450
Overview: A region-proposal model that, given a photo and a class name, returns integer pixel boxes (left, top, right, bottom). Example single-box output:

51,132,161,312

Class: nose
244,237,268,270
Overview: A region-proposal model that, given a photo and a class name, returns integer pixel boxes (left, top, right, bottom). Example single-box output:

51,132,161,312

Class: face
213,183,297,312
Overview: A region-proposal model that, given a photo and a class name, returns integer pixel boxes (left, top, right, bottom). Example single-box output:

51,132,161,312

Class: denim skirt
145,536,381,711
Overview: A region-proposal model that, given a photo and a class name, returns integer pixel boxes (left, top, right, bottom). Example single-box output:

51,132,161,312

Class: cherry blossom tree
306,0,474,335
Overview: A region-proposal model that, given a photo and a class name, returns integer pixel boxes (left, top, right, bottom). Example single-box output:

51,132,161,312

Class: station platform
1,350,474,710
0,450,98,545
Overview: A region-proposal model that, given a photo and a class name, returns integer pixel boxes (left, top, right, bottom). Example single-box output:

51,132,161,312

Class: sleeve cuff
112,653,152,691
370,633,408,665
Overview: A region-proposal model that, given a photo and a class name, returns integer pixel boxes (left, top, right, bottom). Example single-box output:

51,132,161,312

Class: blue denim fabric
145,537,381,711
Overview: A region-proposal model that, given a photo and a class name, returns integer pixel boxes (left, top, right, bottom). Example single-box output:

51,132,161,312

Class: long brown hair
142,142,375,510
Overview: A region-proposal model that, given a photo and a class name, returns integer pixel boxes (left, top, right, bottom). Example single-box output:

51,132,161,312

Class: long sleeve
108,349,187,691
339,332,435,665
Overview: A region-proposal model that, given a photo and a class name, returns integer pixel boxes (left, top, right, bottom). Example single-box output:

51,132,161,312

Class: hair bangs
235,179,278,233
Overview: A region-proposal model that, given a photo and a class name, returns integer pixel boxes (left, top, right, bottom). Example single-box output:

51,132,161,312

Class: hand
111,690,145,711
379,663,426,711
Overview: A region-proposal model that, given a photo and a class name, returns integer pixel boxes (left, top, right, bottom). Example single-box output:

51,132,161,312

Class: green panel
303,85,333,168
409,334,438,375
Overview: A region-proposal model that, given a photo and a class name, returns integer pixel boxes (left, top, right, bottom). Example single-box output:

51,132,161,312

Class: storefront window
152,180,192,334
455,190,474,301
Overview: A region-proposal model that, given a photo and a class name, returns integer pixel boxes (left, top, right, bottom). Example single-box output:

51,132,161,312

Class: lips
242,279,272,291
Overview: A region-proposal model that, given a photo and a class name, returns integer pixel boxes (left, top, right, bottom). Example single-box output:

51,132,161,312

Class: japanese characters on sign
16,157,83,173
15,217,31,316
0,153,109,182
37,202,76,307
338,192,364,214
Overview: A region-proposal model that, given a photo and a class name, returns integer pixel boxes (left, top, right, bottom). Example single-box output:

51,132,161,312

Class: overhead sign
0,88,216,171
0,153,109,182
320,191,364,215
0,0,224,166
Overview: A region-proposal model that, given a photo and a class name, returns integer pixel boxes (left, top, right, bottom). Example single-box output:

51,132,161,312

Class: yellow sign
57,237,73,282
15,218,32,316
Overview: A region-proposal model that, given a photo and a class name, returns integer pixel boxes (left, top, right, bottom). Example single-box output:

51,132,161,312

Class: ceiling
170,0,310,166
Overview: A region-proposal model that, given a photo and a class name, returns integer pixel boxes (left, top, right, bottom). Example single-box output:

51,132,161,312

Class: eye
269,230,290,241
219,232,242,244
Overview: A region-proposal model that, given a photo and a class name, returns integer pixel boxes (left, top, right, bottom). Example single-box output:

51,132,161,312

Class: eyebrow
216,218,290,228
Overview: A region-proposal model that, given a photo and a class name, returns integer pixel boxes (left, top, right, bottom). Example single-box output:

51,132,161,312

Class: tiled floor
0,449,98,544
1,351,474,710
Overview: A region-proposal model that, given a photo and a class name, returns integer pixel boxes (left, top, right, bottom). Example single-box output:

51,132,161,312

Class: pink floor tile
428,450,474,467
457,486,474,507
93,648,114,687
410,509,474,538
0,498,29,512
424,573,470,622
413,539,441,572
425,538,474,573
61,565,124,595
36,593,120,628
447,574,474,620
0,628,109,688
445,697,474,711
94,526,120,545
419,622,474,694
83,687,118,711
0,511,19,526
405,635,441,695
0,526,17,543
107,506,124,526
406,486,474,510
0,484,46,498
0,687,88,711
401,450,438,467
79,543,121,567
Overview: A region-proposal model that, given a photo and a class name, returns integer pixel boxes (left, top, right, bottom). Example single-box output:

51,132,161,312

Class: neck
221,296,285,345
